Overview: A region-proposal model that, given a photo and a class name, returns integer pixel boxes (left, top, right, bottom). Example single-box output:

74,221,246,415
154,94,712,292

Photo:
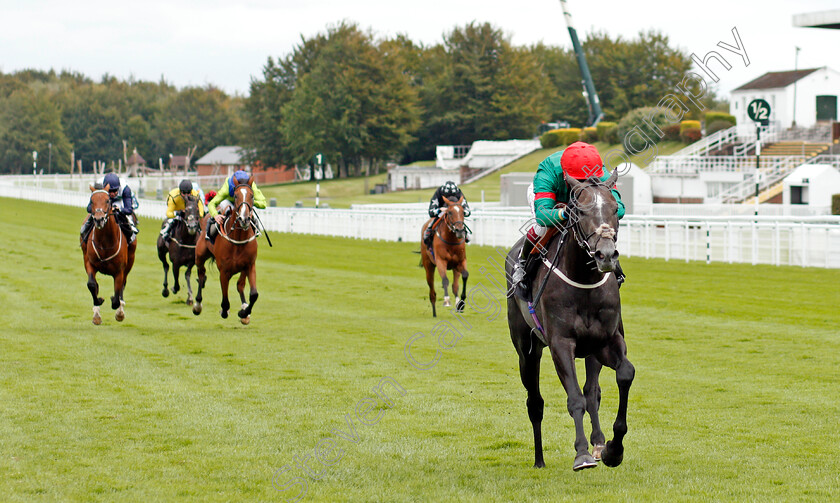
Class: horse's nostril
595,251,605,260
612,250,619,260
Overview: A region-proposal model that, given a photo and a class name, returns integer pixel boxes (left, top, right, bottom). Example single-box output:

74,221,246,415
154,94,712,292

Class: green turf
259,142,686,208
1,196,838,502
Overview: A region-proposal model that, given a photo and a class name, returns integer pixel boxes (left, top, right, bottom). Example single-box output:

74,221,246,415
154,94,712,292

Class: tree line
0,22,722,175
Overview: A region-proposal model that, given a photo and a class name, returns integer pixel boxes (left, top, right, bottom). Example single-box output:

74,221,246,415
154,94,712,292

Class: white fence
2,183,839,268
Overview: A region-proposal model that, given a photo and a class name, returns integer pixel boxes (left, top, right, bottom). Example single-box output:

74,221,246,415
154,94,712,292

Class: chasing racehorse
505,170,635,471
193,178,259,324
420,196,469,317
82,184,137,325
157,193,201,304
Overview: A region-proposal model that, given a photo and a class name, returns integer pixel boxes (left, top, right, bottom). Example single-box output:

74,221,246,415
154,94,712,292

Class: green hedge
680,120,701,133
581,127,598,143
558,128,582,145
832,194,840,215
539,130,562,149
704,111,736,126
616,108,672,153
707,120,734,136
596,121,617,144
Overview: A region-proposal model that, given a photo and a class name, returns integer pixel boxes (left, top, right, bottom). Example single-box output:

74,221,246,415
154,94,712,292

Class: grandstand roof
732,68,820,91
793,9,840,30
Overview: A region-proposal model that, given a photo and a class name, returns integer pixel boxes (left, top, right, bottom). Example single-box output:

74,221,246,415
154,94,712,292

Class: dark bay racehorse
193,178,259,324
157,194,201,304
82,184,137,325
505,171,635,471
421,196,469,317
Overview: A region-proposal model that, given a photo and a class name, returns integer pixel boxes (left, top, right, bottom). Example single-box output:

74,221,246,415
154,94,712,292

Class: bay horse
420,196,469,317
157,194,201,304
505,170,634,471
82,184,137,325
193,178,259,324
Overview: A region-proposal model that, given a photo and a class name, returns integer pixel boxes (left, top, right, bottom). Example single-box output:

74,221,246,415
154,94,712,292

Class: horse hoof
186,297,193,306
115,310,125,322
592,443,606,461
92,307,101,325
172,286,179,294
456,299,465,312
192,304,202,316
220,310,228,319
162,288,169,298
240,316,250,325
573,453,598,471
443,297,451,307
601,441,624,467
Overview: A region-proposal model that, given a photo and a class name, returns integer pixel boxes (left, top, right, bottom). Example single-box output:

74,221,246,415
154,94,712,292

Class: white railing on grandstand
2,183,838,269
667,125,740,158
713,155,840,204
647,155,805,176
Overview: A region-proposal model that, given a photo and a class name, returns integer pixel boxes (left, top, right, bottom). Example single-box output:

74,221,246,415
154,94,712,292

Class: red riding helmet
560,141,604,180
205,190,217,204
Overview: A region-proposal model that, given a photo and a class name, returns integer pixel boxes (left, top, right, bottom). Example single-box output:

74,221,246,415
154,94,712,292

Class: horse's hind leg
158,242,170,297
237,264,258,325
584,356,606,460
424,260,437,317
172,263,181,294
518,338,545,468
550,339,597,471
599,333,635,468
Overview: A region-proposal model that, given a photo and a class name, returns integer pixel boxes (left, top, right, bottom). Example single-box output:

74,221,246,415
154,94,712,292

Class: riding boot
513,238,536,301
207,218,218,245
160,218,174,240
423,224,434,247
615,259,626,288
80,216,93,249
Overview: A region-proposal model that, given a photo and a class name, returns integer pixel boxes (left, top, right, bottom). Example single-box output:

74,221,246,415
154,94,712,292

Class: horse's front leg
456,262,468,313
158,242,170,297
86,264,104,325
424,260,437,317
171,263,181,294
237,263,258,325
550,338,597,471
435,259,450,307
184,263,194,305
112,271,126,322
219,271,231,319
193,253,207,315
584,356,606,460
598,330,635,468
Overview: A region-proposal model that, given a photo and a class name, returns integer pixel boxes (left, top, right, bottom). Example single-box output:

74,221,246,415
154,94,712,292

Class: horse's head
182,194,200,235
566,170,620,273
443,196,467,241
233,178,254,231
89,184,113,229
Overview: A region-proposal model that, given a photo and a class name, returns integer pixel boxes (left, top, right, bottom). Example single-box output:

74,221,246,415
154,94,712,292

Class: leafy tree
0,88,72,173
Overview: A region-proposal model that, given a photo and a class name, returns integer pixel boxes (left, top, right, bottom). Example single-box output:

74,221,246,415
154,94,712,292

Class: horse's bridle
441,203,471,241
90,189,114,228
566,184,617,260
232,184,254,231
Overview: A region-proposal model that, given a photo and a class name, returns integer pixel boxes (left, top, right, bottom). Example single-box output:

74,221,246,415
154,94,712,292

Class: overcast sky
1,0,839,100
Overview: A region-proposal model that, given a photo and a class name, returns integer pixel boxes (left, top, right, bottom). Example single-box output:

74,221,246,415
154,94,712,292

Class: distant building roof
195,146,247,165
126,151,146,166
793,9,840,29
733,68,820,91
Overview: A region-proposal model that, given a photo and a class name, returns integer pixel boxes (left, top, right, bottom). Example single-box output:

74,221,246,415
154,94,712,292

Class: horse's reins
435,206,470,245
218,184,259,245
89,190,123,262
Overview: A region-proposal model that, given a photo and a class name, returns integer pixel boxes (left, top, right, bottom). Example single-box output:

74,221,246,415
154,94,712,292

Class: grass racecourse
1,196,839,502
